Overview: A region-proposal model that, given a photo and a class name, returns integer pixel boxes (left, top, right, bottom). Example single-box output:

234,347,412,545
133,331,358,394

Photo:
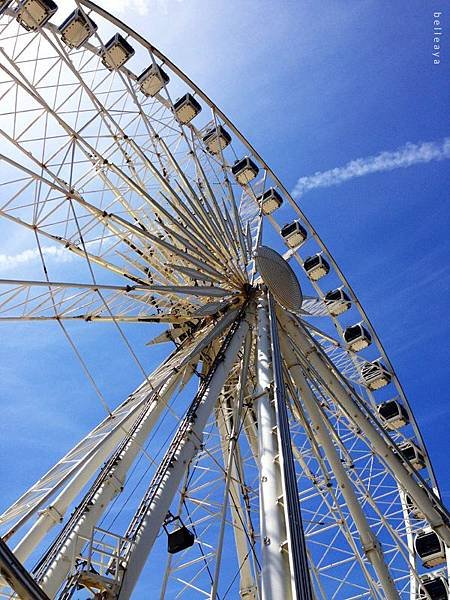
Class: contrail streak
292,137,450,196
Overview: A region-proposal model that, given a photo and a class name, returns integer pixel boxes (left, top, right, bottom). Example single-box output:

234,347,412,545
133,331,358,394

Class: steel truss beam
34,374,181,598
255,295,291,600
115,306,251,599
278,309,450,547
279,327,400,598
267,295,313,600
1,308,239,551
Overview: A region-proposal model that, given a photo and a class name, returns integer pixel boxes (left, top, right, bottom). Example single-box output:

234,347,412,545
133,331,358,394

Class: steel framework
0,2,448,599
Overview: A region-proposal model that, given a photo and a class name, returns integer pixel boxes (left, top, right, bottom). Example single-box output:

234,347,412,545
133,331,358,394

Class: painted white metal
1,309,239,544
116,310,251,599
0,2,447,595
12,375,180,566
268,294,313,600
255,296,292,600
35,375,181,597
278,310,450,548
279,330,400,599
0,279,229,297
213,331,257,599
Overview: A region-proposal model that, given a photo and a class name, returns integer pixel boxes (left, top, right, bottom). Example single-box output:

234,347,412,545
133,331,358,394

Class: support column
280,330,400,599
13,377,180,568
213,330,257,599
268,295,313,600
37,375,181,598
277,310,450,547
117,311,250,599
256,296,292,600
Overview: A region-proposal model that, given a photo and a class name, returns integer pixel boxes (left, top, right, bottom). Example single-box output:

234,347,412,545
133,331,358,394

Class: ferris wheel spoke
208,131,256,273
0,278,232,296
174,141,243,272
30,27,182,193
0,5,447,599
0,279,234,324
1,196,235,295
0,23,248,288
174,180,243,275
190,149,243,265
0,59,242,290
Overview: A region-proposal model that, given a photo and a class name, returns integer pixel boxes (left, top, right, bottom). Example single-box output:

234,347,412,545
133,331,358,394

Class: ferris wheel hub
254,245,303,312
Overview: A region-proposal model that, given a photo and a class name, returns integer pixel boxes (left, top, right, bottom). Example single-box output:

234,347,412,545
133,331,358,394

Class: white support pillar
216,402,257,599
256,296,292,600
12,379,180,566
278,310,450,547
1,309,239,546
213,330,257,599
117,311,250,600
36,375,181,598
280,331,400,599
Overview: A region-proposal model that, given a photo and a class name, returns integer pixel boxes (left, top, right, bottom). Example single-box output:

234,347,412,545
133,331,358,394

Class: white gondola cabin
173,93,202,124
415,529,447,568
399,440,425,471
58,9,97,48
377,400,409,429
281,220,307,248
418,573,449,599
343,323,372,352
304,254,330,281
325,288,351,316
101,33,135,70
258,188,283,215
202,125,231,154
16,0,57,30
231,157,259,185
138,63,170,97
361,360,391,390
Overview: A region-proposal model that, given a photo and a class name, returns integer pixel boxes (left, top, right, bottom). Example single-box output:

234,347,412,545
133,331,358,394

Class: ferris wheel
0,1,448,599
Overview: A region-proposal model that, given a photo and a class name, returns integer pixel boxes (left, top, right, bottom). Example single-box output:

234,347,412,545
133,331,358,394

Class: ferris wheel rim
35,0,443,495
0,3,448,598
0,0,436,482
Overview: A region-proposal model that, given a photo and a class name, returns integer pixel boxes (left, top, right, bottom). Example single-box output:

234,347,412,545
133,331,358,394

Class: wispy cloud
0,246,73,272
3,136,449,273
87,0,183,17
292,137,450,196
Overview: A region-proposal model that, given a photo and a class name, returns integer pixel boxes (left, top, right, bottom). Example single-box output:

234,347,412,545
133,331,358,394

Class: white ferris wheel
0,2,448,599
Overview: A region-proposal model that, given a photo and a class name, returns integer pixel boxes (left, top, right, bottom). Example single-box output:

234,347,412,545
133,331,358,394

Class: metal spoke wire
0,3,448,600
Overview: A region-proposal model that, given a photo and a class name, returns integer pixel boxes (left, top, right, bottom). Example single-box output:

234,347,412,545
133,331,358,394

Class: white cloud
102,0,149,16
0,246,73,272
56,0,182,17
292,137,450,197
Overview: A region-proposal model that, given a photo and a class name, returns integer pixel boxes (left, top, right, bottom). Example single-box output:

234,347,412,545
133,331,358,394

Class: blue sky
0,0,449,595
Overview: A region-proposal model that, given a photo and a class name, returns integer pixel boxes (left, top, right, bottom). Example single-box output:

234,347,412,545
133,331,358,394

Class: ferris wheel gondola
0,1,448,599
